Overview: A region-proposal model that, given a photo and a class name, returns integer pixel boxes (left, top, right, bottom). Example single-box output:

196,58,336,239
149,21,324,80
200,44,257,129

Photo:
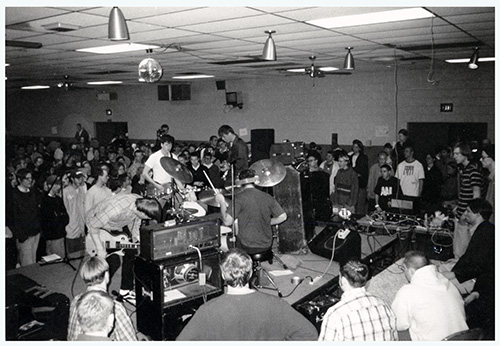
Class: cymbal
249,159,287,187
160,157,193,183
198,189,231,208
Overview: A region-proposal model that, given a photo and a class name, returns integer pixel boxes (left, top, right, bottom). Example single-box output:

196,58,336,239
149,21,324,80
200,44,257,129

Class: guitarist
86,194,161,300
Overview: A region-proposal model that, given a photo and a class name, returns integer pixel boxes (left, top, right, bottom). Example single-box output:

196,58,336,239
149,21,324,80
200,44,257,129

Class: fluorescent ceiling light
76,43,160,54
172,74,215,80
21,85,50,90
87,81,123,85
445,57,495,64
6,63,10,67
307,8,434,29
319,67,339,72
287,68,306,73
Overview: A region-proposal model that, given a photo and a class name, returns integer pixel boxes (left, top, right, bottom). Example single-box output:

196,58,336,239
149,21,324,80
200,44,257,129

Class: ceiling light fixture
344,47,355,70
21,85,50,90
108,7,129,41
87,81,123,85
307,8,434,29
172,74,215,80
445,57,495,64
42,22,80,32
468,47,479,69
262,30,277,61
76,43,160,54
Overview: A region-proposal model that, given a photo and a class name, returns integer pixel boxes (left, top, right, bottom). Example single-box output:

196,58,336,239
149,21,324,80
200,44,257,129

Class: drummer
215,169,287,255
142,134,185,206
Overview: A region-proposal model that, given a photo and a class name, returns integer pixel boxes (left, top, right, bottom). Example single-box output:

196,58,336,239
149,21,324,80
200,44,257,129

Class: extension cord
310,276,322,285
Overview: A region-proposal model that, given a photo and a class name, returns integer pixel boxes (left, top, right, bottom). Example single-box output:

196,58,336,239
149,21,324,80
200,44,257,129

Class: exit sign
440,103,453,112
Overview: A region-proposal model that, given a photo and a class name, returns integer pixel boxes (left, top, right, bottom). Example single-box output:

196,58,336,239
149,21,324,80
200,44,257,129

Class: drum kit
154,156,287,238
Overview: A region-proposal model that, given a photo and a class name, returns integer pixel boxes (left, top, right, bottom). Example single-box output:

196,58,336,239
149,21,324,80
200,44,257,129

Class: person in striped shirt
319,260,398,341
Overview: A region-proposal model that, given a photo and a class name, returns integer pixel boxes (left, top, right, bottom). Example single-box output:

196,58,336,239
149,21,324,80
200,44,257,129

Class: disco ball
138,58,163,83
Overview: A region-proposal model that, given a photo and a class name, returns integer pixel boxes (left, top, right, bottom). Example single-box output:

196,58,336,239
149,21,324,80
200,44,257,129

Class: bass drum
180,201,207,217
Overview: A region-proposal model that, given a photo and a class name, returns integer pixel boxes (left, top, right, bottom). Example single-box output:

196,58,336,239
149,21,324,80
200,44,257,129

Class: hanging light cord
427,16,439,85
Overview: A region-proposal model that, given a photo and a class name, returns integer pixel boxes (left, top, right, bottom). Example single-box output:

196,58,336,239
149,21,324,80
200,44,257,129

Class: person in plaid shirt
67,256,137,341
86,193,161,298
319,260,398,341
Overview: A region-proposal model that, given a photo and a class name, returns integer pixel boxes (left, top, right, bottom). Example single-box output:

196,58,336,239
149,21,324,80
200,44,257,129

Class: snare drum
180,201,207,217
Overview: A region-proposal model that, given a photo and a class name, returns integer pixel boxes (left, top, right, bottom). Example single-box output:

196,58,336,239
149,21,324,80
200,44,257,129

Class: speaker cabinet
308,223,361,266
250,129,275,164
135,249,223,340
216,80,226,90
273,166,306,253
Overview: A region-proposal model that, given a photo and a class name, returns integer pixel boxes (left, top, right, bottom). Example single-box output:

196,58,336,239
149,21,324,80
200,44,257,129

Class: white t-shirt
396,159,425,197
144,150,178,184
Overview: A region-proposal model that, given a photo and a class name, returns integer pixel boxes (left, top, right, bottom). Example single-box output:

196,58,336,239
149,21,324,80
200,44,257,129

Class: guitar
86,230,139,257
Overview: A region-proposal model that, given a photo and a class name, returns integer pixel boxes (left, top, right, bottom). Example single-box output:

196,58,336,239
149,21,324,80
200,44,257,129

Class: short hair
134,149,144,156
108,175,122,192
340,260,369,288
76,290,114,334
352,139,364,152
333,149,348,161
209,135,218,142
80,256,109,286
16,168,32,182
468,198,493,220
161,124,169,131
96,166,108,178
218,125,235,137
398,129,409,137
378,151,388,158
453,142,472,159
403,143,414,152
136,198,162,222
159,134,175,145
190,150,201,159
384,142,393,149
403,251,429,271
238,168,256,181
220,248,253,288
380,164,392,171
338,152,350,163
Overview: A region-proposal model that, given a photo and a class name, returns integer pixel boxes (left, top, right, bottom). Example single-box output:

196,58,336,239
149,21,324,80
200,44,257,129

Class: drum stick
203,171,218,192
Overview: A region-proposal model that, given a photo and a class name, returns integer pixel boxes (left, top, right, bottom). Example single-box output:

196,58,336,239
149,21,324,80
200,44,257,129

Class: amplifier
270,142,305,165
140,217,220,261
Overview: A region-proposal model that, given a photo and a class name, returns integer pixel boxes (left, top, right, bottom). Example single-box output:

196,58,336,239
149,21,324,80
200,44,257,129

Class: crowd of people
5,123,495,341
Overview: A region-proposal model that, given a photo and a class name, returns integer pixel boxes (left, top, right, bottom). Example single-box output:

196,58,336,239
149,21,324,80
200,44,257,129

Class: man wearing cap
41,175,69,258
63,169,87,259
215,169,287,254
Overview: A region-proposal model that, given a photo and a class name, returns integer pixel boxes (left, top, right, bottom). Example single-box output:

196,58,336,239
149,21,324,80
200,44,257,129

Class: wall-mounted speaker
216,80,226,90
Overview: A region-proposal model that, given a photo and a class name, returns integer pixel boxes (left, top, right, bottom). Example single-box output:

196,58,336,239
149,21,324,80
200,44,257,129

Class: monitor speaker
308,223,361,266
216,80,226,90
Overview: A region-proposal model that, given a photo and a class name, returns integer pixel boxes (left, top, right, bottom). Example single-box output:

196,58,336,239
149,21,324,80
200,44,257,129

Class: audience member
395,144,425,200
391,251,468,341
177,248,318,341
480,144,494,221
394,129,413,165
421,153,444,214
320,150,339,195
383,142,394,169
331,151,358,216
84,166,111,214
187,150,209,188
63,170,87,259
74,123,90,147
40,175,68,258
441,161,459,205
218,125,249,175
436,145,454,180
73,290,115,341
367,151,388,211
374,164,399,212
68,256,137,341
319,260,398,341
349,139,369,214
6,168,42,266
202,151,223,188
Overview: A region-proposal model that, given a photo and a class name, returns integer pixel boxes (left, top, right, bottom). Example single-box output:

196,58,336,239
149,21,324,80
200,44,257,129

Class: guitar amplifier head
140,216,220,261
